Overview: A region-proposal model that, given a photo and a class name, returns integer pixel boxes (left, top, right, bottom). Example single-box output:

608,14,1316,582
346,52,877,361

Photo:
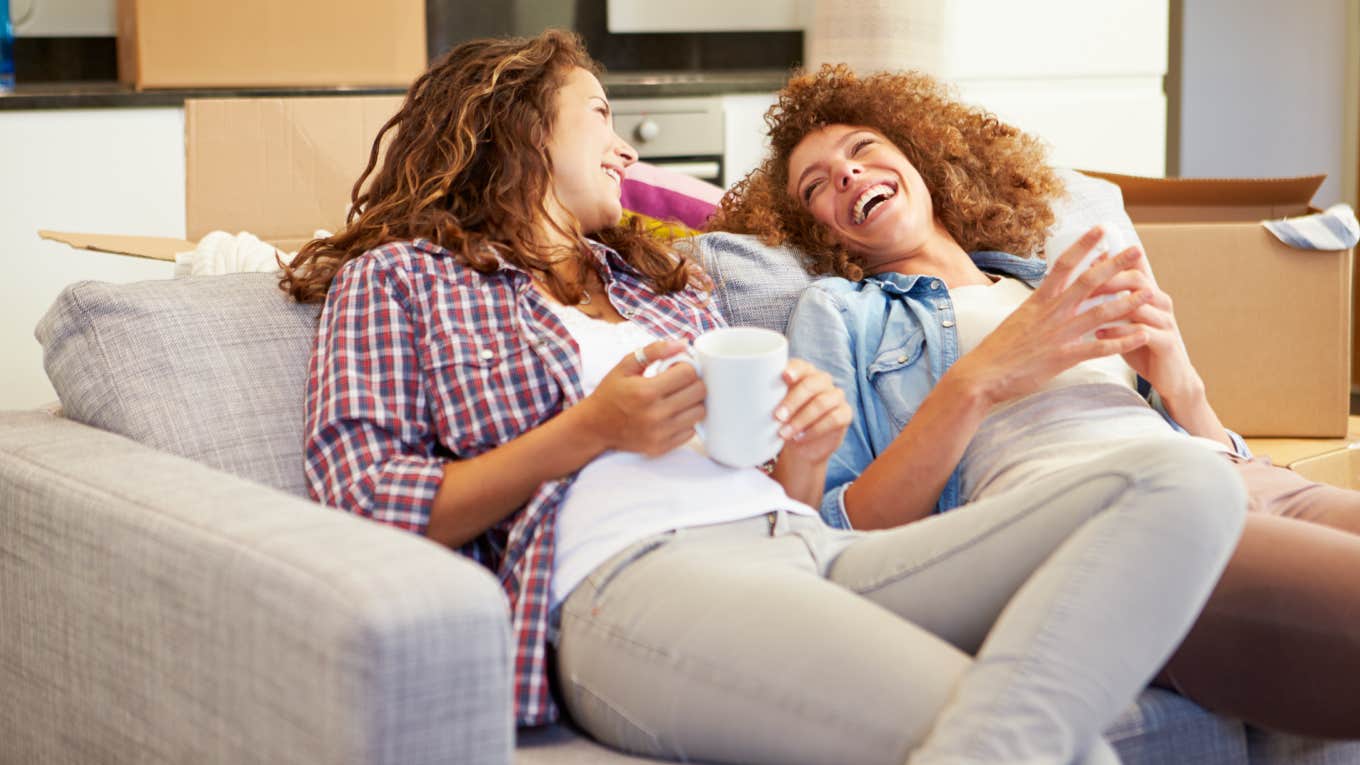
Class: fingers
649,360,702,396
1038,226,1105,298
776,362,849,441
1074,288,1153,333
1062,323,1150,362
620,339,687,375
1066,247,1142,305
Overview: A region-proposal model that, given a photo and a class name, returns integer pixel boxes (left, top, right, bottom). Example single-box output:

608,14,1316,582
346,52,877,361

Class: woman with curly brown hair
712,63,1360,738
283,31,1246,764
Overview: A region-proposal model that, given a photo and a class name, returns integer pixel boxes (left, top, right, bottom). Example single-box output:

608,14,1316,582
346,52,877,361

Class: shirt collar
864,250,1048,295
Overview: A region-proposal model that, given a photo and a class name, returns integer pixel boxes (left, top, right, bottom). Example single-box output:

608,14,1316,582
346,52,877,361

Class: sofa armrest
0,411,512,765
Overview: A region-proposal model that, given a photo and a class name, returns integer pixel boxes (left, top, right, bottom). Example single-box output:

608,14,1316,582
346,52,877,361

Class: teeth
603,167,621,184
852,184,896,224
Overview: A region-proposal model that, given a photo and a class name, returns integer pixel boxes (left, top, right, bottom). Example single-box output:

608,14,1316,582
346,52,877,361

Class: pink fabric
621,161,724,229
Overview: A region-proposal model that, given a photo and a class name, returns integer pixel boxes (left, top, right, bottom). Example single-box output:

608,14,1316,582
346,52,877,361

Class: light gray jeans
555,440,1246,765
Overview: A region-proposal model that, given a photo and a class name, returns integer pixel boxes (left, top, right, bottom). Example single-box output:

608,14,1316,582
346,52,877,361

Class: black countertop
0,70,790,111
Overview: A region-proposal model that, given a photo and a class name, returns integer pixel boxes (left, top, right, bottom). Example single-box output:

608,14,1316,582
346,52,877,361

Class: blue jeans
556,440,1246,764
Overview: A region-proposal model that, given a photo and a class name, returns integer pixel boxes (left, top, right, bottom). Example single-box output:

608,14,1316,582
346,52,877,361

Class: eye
850,137,873,156
801,180,822,204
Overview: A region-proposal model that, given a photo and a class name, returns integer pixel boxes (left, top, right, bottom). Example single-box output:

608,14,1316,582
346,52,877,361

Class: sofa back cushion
36,272,318,497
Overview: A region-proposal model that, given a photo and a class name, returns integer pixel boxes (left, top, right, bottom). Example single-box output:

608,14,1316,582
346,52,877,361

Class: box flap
1080,171,1325,223
185,95,403,241
1290,446,1360,489
39,230,196,262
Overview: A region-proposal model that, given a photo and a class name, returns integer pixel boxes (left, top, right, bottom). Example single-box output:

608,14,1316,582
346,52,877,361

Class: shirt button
621,309,634,318
941,320,956,328
931,280,942,290
897,354,909,364
479,348,495,361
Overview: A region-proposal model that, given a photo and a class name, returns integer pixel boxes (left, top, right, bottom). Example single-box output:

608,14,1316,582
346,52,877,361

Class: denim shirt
785,249,1250,529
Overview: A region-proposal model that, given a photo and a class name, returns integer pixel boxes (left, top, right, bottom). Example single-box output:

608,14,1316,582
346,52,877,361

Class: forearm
426,401,608,548
771,453,829,509
845,371,991,529
1157,376,1233,449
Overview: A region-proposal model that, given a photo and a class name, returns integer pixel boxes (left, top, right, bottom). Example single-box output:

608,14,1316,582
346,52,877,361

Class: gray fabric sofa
5,179,1360,762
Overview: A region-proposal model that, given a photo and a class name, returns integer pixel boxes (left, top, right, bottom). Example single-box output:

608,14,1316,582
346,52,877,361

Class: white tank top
547,303,816,610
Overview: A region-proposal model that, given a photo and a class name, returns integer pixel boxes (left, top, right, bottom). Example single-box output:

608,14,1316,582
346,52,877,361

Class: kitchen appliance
612,96,724,185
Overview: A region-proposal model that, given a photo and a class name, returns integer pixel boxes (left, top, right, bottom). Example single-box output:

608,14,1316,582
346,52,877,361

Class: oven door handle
643,160,723,182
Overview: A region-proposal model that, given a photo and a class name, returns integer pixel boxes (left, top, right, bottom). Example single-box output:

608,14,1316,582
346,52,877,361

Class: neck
867,218,990,288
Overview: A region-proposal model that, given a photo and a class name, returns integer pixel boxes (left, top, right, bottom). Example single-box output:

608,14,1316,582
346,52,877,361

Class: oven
610,96,725,186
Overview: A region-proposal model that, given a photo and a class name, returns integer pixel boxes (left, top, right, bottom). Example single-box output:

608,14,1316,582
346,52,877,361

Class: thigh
556,523,972,765
1236,456,1360,534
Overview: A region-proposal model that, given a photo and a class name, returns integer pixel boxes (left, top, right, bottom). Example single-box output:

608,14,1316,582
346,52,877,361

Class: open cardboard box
1085,172,1354,438
1246,415,1360,488
42,95,404,265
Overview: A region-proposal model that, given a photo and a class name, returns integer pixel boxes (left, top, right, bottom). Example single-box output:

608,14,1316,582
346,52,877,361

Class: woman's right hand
945,227,1155,408
579,339,707,456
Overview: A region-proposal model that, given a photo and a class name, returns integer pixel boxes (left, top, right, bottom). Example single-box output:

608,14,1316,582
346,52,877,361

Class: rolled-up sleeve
787,286,872,530
303,260,446,534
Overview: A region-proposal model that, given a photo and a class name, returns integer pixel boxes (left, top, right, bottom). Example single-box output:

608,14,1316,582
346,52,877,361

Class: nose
834,158,862,190
613,133,638,167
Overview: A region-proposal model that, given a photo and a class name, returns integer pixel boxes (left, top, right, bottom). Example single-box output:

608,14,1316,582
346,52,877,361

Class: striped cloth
1264,203,1360,250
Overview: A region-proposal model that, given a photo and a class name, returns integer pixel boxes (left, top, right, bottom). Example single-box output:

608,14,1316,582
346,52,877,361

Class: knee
1125,440,1247,544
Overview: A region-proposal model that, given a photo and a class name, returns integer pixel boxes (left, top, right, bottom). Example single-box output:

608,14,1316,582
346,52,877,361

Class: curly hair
280,29,694,305
708,64,1063,281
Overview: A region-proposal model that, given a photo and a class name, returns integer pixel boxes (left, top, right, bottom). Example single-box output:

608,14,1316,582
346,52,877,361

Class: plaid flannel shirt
303,238,724,726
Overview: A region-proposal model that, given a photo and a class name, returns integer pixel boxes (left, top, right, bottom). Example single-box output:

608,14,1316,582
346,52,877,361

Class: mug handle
648,353,700,377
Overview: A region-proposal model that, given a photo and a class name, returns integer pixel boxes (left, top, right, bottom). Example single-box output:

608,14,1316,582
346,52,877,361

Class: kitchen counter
0,70,789,111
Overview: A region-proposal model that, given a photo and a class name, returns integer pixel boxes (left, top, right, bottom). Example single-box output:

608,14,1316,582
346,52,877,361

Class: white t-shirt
547,303,816,609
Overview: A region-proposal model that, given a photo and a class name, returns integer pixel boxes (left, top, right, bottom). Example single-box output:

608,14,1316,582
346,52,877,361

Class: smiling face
786,124,937,271
543,67,638,237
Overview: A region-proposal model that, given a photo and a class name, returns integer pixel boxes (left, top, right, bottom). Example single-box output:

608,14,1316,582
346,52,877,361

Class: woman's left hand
774,358,852,466
1089,248,1204,406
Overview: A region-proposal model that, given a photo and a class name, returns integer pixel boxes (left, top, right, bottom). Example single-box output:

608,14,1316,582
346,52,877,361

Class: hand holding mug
773,358,852,467
584,339,707,457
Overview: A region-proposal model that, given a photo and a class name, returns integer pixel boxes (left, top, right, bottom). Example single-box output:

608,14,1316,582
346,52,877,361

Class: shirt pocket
424,332,557,455
866,329,932,431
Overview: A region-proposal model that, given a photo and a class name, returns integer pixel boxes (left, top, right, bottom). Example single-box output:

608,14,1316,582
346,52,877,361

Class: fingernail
779,425,794,438
794,430,806,441
774,406,789,422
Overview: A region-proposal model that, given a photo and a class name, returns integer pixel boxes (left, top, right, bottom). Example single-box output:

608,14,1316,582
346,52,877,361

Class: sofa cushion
35,272,318,497
695,168,1141,335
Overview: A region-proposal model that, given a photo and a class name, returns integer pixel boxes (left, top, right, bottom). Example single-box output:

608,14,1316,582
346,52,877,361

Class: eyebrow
795,130,874,194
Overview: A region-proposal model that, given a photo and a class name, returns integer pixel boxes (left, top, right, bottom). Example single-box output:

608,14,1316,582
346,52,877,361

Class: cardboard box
42,95,403,262
1085,172,1354,438
117,0,426,89
1292,446,1360,488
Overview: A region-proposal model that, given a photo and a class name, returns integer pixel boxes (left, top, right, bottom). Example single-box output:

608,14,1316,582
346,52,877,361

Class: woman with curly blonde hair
714,63,1360,738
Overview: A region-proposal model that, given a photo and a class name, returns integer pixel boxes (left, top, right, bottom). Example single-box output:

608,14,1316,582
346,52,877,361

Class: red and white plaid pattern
303,238,723,725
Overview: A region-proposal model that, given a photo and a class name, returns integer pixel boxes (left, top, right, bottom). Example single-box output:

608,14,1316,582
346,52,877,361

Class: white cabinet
722,92,778,187
805,0,1170,176
1,107,182,410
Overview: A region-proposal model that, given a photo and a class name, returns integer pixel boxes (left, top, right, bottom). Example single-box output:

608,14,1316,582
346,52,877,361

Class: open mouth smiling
850,182,898,225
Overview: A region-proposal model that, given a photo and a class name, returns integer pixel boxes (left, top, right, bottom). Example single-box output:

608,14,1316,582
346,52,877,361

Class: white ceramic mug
1046,225,1133,316
651,327,788,468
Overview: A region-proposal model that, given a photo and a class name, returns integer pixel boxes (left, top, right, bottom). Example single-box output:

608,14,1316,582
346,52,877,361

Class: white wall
0,108,182,410
1177,0,1352,205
